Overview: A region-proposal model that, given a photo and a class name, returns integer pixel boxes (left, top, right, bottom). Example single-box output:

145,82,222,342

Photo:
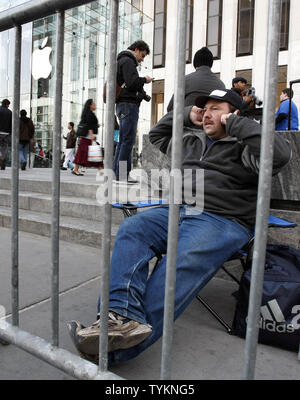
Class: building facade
0,0,299,161
0,0,153,157
150,0,300,130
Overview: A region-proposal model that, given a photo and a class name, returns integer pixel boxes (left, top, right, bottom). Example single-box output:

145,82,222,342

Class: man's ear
234,110,240,116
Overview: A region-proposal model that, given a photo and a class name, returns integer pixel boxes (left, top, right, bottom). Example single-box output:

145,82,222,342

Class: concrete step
0,206,120,248
0,176,99,200
0,189,124,224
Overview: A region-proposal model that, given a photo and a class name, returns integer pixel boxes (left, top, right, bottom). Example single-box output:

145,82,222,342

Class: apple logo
32,37,52,80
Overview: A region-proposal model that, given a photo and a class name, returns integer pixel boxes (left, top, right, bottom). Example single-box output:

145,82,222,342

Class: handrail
0,0,94,32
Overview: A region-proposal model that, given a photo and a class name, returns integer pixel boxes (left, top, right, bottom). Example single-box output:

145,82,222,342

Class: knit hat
193,47,214,68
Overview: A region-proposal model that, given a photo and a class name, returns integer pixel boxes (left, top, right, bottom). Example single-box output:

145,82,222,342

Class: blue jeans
19,142,29,164
97,206,251,365
113,103,139,179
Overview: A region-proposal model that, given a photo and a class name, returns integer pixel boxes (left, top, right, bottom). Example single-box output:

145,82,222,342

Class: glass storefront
0,0,153,158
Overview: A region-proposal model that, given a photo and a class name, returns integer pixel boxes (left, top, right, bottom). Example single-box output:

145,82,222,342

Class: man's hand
145,75,154,84
221,110,239,126
189,106,204,127
242,95,253,104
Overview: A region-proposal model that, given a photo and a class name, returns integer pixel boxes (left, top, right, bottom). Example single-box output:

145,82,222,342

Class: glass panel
207,0,222,59
153,0,166,68
155,0,165,14
154,29,163,54
237,0,255,56
276,65,287,107
186,0,193,63
280,0,290,50
208,0,220,17
0,0,152,154
154,54,163,67
155,13,164,29
207,16,219,45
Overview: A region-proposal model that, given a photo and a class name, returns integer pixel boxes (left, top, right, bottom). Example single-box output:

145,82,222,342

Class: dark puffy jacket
167,66,226,112
116,50,146,105
0,106,12,134
149,108,291,230
64,130,76,149
19,117,35,142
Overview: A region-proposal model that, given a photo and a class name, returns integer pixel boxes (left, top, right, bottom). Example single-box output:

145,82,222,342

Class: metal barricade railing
0,0,286,381
243,0,282,379
160,0,187,380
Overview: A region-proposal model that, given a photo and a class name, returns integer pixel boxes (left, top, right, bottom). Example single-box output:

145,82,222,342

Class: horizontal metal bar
0,320,123,380
0,0,94,32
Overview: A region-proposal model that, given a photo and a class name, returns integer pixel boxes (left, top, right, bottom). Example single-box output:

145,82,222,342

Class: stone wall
271,131,300,201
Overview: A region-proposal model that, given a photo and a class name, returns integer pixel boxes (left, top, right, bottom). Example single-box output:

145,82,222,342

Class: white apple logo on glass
32,37,52,80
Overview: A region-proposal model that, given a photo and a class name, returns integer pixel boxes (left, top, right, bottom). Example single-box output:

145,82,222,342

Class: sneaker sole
76,323,152,354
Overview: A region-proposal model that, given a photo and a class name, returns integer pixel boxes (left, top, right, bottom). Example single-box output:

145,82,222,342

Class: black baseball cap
195,89,243,110
232,76,247,86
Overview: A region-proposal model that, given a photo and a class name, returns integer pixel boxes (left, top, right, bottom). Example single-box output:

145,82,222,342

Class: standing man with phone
113,40,153,184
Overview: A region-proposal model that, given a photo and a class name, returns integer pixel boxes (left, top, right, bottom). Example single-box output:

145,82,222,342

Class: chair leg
196,295,233,334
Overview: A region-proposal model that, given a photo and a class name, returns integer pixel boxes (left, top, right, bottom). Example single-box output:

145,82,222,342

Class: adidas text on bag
233,244,300,352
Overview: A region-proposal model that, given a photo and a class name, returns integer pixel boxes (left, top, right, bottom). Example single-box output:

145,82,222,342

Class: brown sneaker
67,312,152,356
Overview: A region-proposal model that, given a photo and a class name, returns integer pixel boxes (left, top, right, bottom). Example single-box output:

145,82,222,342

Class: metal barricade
243,0,282,380
0,0,286,381
0,0,123,381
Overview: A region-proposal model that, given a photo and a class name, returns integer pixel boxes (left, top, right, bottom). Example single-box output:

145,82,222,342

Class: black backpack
233,244,300,352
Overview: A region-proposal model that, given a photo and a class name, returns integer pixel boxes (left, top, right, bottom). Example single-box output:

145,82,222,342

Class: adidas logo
246,300,300,334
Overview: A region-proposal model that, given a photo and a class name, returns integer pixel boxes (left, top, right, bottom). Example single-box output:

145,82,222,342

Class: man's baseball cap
232,76,247,86
195,89,243,110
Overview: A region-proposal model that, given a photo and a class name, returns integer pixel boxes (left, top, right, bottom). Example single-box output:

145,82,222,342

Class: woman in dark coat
19,109,35,170
72,99,103,176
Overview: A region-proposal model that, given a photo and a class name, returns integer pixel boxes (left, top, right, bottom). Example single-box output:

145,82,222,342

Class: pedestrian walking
19,109,34,170
0,99,12,170
61,122,76,170
73,99,103,176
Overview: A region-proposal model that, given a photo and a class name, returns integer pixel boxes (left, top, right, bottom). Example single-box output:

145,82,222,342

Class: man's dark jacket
64,130,76,149
149,108,291,230
0,106,12,134
167,66,226,112
117,50,146,105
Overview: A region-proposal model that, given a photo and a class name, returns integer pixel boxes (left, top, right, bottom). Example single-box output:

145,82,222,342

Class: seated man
67,89,291,365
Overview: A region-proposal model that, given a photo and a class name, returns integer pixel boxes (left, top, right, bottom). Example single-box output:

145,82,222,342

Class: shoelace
91,312,130,329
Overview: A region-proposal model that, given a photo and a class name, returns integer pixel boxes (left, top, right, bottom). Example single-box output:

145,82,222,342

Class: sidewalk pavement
0,227,299,380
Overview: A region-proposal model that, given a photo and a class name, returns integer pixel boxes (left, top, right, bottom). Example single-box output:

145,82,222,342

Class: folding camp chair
112,201,297,335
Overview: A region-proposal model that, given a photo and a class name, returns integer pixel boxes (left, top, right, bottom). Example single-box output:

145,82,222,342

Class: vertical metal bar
243,0,281,380
99,0,119,372
160,0,188,380
11,24,22,327
51,10,65,347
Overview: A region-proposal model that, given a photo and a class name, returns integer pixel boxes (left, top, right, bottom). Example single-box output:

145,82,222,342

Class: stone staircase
0,169,125,247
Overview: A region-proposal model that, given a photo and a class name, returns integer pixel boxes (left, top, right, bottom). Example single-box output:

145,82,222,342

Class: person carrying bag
72,99,103,176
